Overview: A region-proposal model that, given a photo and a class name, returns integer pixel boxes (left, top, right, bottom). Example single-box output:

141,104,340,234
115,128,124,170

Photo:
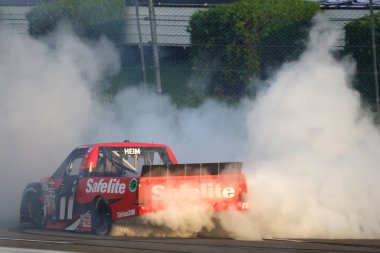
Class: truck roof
75,141,178,165
76,142,171,149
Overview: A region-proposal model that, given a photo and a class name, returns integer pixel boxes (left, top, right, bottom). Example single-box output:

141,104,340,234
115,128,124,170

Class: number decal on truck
59,196,74,220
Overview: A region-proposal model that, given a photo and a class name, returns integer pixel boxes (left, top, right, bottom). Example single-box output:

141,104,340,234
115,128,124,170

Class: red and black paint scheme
20,141,248,235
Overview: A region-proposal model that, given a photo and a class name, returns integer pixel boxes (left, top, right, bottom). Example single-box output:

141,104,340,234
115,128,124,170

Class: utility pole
135,0,147,88
148,0,162,94
370,0,380,114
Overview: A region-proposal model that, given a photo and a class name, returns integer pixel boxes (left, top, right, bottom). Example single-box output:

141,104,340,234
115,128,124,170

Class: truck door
47,148,87,222
57,152,83,221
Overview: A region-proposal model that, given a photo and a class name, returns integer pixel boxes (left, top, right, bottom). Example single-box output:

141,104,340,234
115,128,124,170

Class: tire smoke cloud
222,15,380,240
0,24,120,226
0,24,247,227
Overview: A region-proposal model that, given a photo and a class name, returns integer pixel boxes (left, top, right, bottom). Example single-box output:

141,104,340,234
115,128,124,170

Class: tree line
26,0,379,109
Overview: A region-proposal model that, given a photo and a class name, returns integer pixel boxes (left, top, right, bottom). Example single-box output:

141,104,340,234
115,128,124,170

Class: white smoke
90,88,248,163
112,183,215,238
0,23,247,228
220,15,380,240
0,24,120,225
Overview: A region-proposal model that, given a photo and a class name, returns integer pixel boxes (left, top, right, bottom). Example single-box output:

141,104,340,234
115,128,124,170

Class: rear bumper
135,201,249,216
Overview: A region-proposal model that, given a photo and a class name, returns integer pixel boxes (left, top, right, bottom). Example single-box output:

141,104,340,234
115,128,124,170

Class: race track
1,227,380,253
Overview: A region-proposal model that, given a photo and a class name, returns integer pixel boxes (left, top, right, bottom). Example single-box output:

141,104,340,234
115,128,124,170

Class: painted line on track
0,247,74,253
0,238,70,245
266,238,310,243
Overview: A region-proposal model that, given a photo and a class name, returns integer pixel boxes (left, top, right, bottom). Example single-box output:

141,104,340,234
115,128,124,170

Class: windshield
51,148,88,179
92,147,171,177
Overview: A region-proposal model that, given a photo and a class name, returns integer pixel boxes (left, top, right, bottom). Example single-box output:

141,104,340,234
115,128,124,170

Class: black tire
20,192,45,228
92,198,112,236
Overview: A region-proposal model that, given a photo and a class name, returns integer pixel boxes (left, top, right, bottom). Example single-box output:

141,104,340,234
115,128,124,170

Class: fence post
148,0,162,94
370,0,380,114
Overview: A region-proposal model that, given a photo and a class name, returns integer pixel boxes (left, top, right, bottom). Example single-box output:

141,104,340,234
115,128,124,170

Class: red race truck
20,141,248,235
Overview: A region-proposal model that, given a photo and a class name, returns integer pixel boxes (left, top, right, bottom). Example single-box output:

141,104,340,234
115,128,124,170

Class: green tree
26,0,125,43
344,14,378,109
188,0,319,100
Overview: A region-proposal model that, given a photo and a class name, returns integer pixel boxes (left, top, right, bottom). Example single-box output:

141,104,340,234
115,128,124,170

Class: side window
90,147,171,178
143,152,164,166
153,152,164,165
51,148,88,179
66,157,82,176
121,153,140,177
94,151,105,175
51,157,70,179
93,148,124,177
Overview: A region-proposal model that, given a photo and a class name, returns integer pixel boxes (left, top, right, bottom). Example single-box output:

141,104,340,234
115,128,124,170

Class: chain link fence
1,0,380,109
123,2,380,109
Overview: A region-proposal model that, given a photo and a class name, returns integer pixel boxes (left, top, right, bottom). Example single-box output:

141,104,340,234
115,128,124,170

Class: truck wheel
20,192,45,228
92,198,112,236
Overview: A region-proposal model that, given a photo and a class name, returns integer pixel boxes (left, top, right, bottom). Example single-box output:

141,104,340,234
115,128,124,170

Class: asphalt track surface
1,227,380,253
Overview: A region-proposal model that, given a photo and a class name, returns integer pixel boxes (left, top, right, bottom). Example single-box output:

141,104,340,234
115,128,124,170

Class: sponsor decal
117,209,136,219
85,178,126,194
43,181,56,215
129,178,137,192
42,182,48,192
124,148,141,155
80,212,92,228
151,183,236,200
